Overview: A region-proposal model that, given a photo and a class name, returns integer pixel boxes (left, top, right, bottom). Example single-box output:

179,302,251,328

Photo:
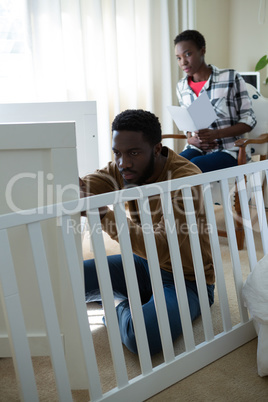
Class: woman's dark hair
174,30,206,50
112,109,162,146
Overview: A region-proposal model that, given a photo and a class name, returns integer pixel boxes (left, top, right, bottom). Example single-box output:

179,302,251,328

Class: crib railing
0,160,267,401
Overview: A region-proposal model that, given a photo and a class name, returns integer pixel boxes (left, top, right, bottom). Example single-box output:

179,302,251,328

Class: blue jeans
84,254,214,355
180,148,237,173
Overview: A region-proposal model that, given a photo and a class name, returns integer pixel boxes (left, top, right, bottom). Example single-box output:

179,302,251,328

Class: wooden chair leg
234,184,245,250
235,223,245,250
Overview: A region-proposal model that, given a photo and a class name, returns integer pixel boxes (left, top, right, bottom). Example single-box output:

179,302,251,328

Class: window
0,0,34,102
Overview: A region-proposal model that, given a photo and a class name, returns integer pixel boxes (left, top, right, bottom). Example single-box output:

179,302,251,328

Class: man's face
112,130,155,186
175,40,205,76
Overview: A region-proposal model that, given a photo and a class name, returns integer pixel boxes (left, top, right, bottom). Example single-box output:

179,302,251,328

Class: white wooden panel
27,222,73,402
137,197,175,363
0,121,87,389
160,191,196,352
252,171,268,255
60,215,102,400
0,121,76,149
113,203,153,374
220,178,249,324
0,101,99,176
87,209,129,389
182,186,214,342
0,229,39,402
1,160,267,401
202,183,232,333
236,174,257,271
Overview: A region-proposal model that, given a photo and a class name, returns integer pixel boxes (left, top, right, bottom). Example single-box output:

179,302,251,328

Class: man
80,109,215,355
174,29,256,172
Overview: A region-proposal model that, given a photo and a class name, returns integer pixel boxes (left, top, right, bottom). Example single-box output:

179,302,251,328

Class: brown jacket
82,147,215,285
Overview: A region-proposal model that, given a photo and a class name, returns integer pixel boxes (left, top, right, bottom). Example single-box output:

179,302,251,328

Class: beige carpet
1,206,268,401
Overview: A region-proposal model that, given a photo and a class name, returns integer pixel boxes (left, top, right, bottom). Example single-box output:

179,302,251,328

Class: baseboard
0,333,64,357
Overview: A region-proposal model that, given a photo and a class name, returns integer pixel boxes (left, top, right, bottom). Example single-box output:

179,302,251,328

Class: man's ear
154,142,162,157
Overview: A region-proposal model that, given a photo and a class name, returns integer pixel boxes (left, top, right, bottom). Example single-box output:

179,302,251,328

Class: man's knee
116,299,161,355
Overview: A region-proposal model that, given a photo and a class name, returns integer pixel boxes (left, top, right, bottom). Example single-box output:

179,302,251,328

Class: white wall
195,0,268,97
229,0,268,97
195,0,230,69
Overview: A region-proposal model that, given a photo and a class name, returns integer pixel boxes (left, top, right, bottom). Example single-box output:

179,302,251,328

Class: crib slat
86,209,129,388
60,215,103,400
182,186,214,342
160,192,196,352
202,183,232,332
113,204,153,374
252,171,268,255
0,229,39,402
236,175,257,271
137,197,175,363
220,179,248,324
27,222,73,402
265,168,268,250
265,168,268,201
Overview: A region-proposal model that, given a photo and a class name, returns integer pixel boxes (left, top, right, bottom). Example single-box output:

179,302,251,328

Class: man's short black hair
112,109,162,146
174,29,206,50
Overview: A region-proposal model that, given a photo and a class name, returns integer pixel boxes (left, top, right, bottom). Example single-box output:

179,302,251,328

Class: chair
235,83,268,164
163,83,268,250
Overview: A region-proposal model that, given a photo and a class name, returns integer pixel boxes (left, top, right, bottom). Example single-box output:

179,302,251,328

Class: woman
174,29,256,172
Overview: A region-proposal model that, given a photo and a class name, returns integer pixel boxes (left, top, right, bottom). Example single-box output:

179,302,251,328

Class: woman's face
175,40,205,77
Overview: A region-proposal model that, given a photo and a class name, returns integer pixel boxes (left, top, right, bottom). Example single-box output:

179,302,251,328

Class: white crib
0,160,267,401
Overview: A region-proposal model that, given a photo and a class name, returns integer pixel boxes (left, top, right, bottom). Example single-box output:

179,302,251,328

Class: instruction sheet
167,91,217,132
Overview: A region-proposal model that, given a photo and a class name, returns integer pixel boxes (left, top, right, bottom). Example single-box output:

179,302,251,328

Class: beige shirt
82,147,215,285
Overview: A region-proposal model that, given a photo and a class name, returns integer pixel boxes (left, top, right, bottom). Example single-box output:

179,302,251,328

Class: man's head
112,109,161,146
111,109,163,186
174,30,206,76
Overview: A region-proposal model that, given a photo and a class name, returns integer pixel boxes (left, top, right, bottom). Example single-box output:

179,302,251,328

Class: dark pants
84,254,214,355
180,149,237,173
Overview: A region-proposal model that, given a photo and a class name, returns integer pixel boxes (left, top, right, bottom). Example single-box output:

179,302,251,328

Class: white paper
167,91,217,132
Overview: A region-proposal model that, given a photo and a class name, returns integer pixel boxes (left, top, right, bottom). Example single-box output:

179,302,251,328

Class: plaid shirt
176,65,257,157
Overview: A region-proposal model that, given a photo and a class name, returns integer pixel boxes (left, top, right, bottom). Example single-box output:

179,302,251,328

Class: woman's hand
195,129,218,151
187,134,202,148
187,131,213,151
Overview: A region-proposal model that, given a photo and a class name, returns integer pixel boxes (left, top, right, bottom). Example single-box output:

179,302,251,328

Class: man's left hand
79,177,108,219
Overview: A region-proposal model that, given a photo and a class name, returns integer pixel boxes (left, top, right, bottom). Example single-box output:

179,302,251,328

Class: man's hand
79,177,87,198
79,178,108,219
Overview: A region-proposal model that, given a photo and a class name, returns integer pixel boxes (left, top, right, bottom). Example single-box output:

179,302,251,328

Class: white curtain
1,0,195,166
